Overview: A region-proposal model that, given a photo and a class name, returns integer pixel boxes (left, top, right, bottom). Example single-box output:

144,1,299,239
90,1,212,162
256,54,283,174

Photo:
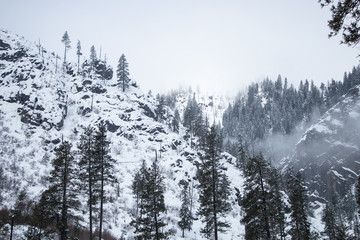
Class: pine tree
78,125,100,240
131,154,168,239
322,203,336,240
132,161,147,217
76,40,82,74
241,155,272,240
197,126,232,239
117,54,130,92
93,120,116,240
172,109,180,133
268,167,286,240
357,175,360,218
61,31,71,66
13,189,30,225
30,188,59,238
47,141,78,240
148,153,168,239
178,182,193,237
322,196,354,240
90,45,97,69
318,0,360,46
155,95,166,122
236,134,249,170
286,170,311,240
131,160,152,239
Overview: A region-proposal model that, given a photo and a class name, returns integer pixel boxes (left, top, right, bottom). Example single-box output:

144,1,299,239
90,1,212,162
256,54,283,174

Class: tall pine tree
47,141,78,240
178,181,193,238
286,170,311,240
90,45,97,69
94,120,116,240
131,160,152,239
131,154,168,239
148,153,168,239
61,31,71,67
117,54,130,92
241,155,272,240
197,126,232,240
78,125,100,240
172,109,180,133
76,40,82,74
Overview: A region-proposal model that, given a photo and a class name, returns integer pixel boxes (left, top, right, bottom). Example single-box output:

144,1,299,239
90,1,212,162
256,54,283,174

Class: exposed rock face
284,86,360,204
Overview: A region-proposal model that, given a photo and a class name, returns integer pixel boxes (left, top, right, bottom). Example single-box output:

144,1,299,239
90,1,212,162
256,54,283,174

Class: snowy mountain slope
283,85,360,204
170,89,232,127
0,30,244,239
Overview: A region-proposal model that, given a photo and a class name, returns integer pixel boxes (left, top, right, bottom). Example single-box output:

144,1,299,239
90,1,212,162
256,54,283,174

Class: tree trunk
122,71,125,92
259,166,271,240
77,55,80,75
212,160,218,240
99,156,104,240
63,46,67,68
61,156,68,240
89,155,93,240
10,215,14,240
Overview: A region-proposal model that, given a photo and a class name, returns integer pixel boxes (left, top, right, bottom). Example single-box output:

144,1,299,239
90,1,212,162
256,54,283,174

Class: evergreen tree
148,154,168,239
76,40,82,74
268,167,287,240
93,120,116,240
357,175,360,218
131,160,152,239
132,160,147,217
131,155,168,239
241,155,272,240
322,196,354,240
90,45,97,68
47,141,78,240
322,203,336,240
117,54,130,92
178,182,193,237
286,170,311,240
61,31,71,66
13,189,29,225
197,126,232,239
318,0,360,46
29,188,59,238
183,95,201,135
235,134,249,170
155,95,166,122
78,125,100,240
172,109,180,133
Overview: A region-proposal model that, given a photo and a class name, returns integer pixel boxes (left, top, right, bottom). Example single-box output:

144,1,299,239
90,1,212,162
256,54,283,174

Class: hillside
0,30,244,239
283,85,360,207
3,29,360,239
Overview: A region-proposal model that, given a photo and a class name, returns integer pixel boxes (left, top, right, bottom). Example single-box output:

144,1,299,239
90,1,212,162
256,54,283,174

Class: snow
312,123,333,134
0,29,245,239
331,170,346,181
342,167,358,177
349,110,360,119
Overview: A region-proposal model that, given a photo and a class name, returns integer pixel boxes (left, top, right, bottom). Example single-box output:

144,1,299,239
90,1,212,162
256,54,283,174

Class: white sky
1,0,359,94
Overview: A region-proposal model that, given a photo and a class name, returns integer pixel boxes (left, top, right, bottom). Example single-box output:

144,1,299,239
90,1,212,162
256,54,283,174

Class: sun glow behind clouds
0,0,358,94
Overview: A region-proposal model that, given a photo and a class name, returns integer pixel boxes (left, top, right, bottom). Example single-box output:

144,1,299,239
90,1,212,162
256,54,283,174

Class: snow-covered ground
0,29,245,239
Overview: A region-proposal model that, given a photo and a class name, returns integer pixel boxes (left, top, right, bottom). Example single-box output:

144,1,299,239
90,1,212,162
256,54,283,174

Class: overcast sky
1,0,359,94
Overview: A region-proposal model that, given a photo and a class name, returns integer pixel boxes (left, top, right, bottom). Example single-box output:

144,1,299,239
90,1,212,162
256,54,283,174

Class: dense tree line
223,66,360,145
